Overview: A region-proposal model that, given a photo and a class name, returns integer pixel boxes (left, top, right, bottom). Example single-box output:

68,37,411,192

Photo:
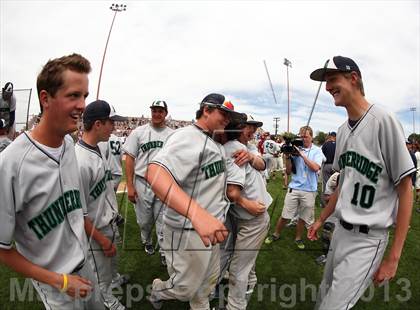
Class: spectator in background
406,140,417,187
321,131,336,207
0,82,16,140
265,126,325,250
415,142,420,204
0,122,12,152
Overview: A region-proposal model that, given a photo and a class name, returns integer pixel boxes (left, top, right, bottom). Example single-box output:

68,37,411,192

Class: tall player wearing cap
75,100,128,310
123,100,173,262
308,56,415,309
145,94,237,309
0,54,104,309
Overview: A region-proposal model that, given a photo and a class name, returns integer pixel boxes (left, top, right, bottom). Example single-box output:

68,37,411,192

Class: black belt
340,219,369,234
71,260,85,274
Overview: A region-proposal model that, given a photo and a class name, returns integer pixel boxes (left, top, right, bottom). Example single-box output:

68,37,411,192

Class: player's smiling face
44,70,88,135
151,107,167,127
325,72,353,107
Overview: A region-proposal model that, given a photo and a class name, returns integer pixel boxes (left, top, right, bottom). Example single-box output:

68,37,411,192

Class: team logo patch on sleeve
27,190,83,240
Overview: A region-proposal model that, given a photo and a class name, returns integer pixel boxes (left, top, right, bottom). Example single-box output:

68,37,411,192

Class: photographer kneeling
265,126,325,250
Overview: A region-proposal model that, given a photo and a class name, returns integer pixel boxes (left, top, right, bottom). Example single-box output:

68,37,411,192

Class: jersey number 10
350,182,376,209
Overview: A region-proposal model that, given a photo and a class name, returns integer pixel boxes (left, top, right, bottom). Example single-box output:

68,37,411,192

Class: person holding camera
265,126,324,250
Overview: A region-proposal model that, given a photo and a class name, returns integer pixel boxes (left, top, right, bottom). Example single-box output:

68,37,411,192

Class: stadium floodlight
97,3,127,99
283,58,292,132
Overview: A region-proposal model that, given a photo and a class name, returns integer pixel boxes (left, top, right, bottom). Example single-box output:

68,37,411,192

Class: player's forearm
124,155,135,187
0,248,62,290
84,217,109,246
387,176,413,262
250,154,266,171
146,163,205,221
226,184,242,205
318,189,339,223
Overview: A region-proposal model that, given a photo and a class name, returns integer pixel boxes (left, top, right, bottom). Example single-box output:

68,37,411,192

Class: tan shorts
282,189,316,226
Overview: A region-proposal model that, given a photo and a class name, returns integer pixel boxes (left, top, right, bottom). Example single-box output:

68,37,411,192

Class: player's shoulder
224,140,245,152
0,133,34,173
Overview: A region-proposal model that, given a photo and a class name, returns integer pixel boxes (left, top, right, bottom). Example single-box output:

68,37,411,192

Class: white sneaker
110,273,130,289
104,298,126,310
146,279,163,309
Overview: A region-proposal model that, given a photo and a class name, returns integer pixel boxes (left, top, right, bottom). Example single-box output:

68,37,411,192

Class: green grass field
1,173,419,309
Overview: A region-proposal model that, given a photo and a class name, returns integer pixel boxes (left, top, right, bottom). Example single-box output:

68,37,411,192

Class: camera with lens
280,137,304,155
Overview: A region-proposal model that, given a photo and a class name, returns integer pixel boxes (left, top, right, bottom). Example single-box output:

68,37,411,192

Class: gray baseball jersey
333,104,415,229
0,135,12,153
0,133,88,273
224,140,273,220
98,133,123,177
123,123,173,178
263,139,278,156
75,140,118,229
150,125,231,229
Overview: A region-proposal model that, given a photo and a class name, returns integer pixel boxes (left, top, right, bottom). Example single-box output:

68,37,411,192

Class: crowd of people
0,53,417,310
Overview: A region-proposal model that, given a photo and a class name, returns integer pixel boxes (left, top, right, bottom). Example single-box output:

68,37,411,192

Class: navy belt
340,219,369,234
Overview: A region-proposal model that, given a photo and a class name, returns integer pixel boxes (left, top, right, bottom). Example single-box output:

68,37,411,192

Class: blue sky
1,0,419,136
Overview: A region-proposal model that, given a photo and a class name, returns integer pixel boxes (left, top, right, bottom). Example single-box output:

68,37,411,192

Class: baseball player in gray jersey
75,100,128,310
308,56,415,309
99,133,124,192
0,54,104,309
222,114,272,309
123,100,173,259
0,82,16,140
145,94,241,310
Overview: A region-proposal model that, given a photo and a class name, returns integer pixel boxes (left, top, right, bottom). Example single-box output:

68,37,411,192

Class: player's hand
127,184,138,204
373,257,399,286
242,199,265,216
100,238,117,257
190,207,228,246
65,274,93,298
233,149,252,167
307,219,322,241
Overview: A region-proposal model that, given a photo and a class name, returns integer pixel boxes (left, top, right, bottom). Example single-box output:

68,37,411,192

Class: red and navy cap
310,56,362,81
200,93,240,114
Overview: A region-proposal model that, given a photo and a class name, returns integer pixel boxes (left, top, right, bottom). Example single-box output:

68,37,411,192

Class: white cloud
1,0,419,134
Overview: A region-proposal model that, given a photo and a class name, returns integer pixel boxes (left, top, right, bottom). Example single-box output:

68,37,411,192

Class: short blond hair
299,126,313,137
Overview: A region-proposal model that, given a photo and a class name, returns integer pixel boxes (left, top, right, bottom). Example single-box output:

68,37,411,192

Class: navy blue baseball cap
310,56,362,81
83,100,127,122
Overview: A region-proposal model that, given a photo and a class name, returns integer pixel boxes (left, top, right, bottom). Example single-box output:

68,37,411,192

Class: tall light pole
273,117,280,136
96,3,127,100
283,58,292,132
410,107,416,133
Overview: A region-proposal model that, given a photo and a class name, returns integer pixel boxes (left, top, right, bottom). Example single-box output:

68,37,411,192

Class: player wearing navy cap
308,56,415,309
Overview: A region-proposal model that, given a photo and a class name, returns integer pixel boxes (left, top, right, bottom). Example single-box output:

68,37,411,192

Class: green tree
314,131,327,145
